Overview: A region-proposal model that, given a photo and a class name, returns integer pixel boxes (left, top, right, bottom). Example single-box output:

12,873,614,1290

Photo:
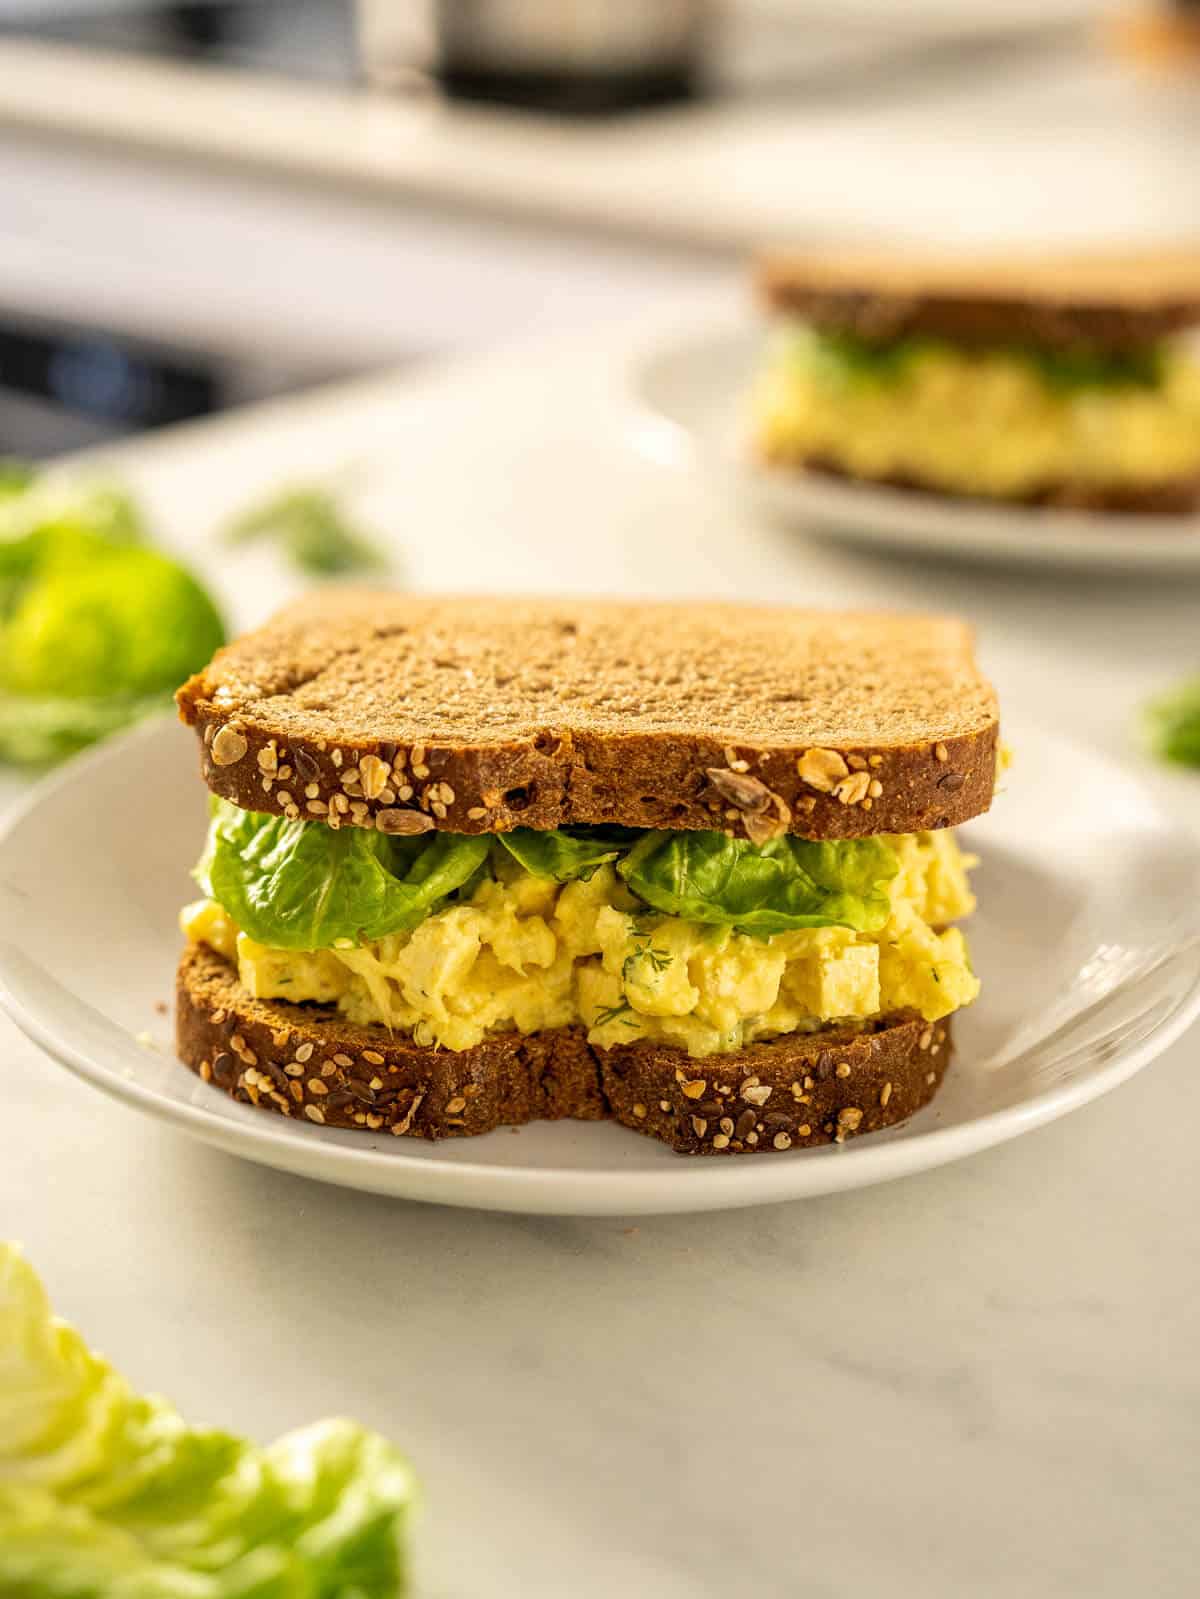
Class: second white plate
630,323,1200,574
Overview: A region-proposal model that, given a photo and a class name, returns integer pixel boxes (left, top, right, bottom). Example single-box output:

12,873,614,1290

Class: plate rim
626,320,1200,571
3,716,1200,1216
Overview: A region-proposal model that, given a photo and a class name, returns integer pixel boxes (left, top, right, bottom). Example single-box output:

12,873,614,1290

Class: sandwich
753,246,1200,510
175,594,999,1156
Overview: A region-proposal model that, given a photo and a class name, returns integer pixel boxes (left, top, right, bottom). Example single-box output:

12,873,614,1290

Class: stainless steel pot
434,0,710,76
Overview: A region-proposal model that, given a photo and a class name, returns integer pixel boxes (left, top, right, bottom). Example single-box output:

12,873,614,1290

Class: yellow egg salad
183,828,977,1060
754,323,1200,499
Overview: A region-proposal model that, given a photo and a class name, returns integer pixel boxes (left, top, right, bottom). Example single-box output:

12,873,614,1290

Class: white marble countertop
5,308,1200,1596
3,28,1200,252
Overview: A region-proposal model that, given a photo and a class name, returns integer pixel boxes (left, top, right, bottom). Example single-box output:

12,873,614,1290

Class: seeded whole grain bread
757,245,1200,350
178,945,952,1156
176,594,999,841
778,453,1200,515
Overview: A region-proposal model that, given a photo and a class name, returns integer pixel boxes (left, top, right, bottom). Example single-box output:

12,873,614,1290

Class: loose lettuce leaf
0,1243,415,1597
1144,676,1200,768
200,799,490,950
496,827,635,883
618,828,898,935
227,487,388,579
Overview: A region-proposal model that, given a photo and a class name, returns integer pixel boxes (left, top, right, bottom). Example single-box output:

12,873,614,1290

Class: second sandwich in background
753,246,1200,511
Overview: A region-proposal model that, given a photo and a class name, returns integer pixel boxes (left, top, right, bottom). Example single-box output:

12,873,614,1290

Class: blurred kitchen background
2,0,1199,457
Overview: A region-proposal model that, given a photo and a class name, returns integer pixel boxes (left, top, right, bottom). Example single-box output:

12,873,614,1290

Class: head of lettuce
0,472,225,765
0,1243,416,1596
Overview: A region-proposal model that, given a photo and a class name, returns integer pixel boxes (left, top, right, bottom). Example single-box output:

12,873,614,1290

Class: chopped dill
622,936,673,982
593,1002,639,1030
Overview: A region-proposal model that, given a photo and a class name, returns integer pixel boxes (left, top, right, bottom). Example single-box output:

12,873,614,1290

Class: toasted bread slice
177,945,952,1156
757,245,1200,349
176,595,999,840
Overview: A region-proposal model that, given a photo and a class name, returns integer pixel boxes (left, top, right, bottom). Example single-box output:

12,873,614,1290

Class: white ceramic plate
1,717,1199,1216
629,324,1200,573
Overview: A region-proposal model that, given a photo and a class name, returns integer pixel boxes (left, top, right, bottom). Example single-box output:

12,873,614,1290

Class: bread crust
176,596,999,840
773,452,1200,515
757,248,1200,349
177,945,952,1155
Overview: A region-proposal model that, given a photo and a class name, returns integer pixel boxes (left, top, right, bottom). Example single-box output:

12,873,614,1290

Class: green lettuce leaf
200,799,490,950
783,323,1165,393
618,829,898,936
495,827,635,883
227,486,388,579
200,807,899,945
1144,676,1200,768
0,1244,415,1597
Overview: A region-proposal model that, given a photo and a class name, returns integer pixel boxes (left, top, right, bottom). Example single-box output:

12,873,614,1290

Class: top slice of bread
176,593,999,840
758,244,1200,349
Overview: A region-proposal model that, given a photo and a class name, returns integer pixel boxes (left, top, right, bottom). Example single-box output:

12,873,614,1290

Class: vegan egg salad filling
754,322,1200,498
182,800,979,1060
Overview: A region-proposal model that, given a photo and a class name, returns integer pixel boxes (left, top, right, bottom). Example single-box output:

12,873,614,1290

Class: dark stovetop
1,1,361,86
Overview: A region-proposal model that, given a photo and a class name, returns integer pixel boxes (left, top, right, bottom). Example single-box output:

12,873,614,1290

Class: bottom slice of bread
177,945,953,1156
774,452,1200,514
